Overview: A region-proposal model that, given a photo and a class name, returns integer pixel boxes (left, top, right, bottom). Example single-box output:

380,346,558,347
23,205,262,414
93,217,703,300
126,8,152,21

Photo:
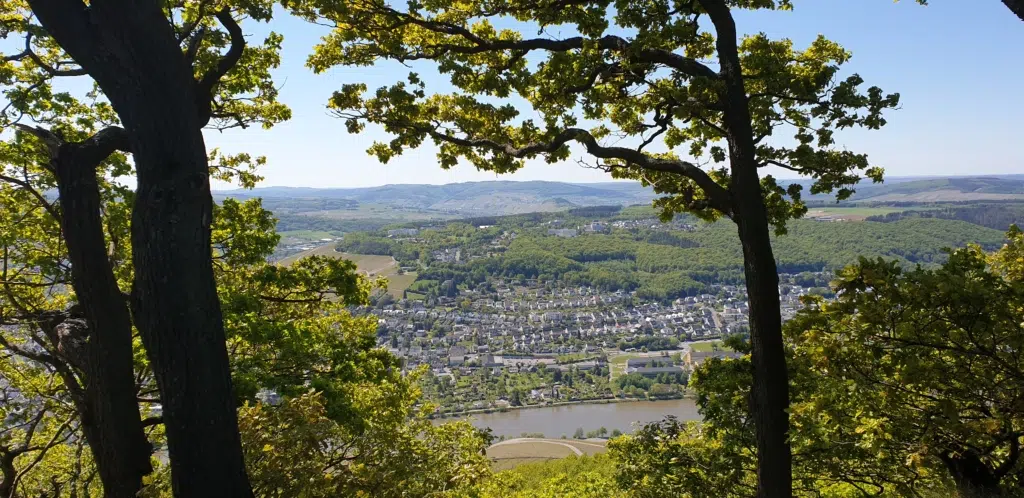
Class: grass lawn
278,245,417,298
608,354,643,381
688,341,733,353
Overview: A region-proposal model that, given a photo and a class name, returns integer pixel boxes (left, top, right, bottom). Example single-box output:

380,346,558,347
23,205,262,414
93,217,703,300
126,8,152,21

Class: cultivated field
803,207,903,221
278,245,417,298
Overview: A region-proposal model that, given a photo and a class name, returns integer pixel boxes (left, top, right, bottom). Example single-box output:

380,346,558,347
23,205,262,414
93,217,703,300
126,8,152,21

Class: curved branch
15,123,130,166
195,9,245,127
424,126,733,215
74,126,131,164
0,172,60,222
380,7,718,80
23,33,88,77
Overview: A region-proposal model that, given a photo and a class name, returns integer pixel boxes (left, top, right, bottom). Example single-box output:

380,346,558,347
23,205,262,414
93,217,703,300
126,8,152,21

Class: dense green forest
865,203,1024,230
338,211,1006,302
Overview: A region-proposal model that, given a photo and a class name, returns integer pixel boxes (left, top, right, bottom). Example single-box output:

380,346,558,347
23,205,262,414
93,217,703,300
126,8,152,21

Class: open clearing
487,438,608,471
278,245,416,298
804,207,903,221
688,341,733,353
608,354,643,381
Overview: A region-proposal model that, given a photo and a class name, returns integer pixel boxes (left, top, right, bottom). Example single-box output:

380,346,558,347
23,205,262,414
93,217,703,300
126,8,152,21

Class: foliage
296,0,897,233
865,202,1024,231
606,230,1024,497
467,454,624,498
2,118,485,498
786,227,1024,494
238,392,491,498
355,211,1005,303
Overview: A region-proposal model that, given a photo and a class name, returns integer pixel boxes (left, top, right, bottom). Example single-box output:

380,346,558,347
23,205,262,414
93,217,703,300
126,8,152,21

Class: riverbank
428,393,690,420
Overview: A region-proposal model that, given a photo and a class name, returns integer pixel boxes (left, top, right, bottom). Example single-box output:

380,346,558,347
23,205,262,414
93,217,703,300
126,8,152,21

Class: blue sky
204,1,1024,189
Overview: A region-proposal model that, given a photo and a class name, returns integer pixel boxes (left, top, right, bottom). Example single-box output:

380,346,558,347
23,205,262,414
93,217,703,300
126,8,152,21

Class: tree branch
762,159,800,172
183,25,207,66
141,416,163,427
423,126,733,215
195,9,245,127
23,0,98,74
13,123,61,160
23,32,88,77
381,6,718,80
0,172,60,222
74,126,131,164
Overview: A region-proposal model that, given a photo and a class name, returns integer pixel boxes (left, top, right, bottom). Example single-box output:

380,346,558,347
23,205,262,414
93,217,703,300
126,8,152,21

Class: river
435,398,701,439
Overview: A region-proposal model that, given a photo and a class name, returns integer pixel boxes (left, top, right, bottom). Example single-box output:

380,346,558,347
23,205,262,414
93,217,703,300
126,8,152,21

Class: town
365,273,826,415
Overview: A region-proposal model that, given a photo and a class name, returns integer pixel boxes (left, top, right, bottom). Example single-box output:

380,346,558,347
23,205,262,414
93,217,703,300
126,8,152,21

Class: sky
203,1,1024,190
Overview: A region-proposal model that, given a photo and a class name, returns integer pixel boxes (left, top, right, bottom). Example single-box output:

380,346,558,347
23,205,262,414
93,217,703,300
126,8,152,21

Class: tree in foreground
3,0,286,494
610,229,1024,497
2,148,492,496
295,0,899,494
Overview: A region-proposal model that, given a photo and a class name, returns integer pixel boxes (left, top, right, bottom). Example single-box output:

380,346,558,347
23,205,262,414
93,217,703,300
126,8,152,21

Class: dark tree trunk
732,192,791,498
26,2,253,496
939,451,1002,496
1003,0,1024,22
0,453,15,498
53,144,153,498
700,1,793,496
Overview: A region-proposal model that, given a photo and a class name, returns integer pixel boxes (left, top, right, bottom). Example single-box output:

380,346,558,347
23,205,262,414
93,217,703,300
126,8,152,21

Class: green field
804,207,903,220
298,203,457,222
688,341,733,353
278,245,417,298
608,354,643,380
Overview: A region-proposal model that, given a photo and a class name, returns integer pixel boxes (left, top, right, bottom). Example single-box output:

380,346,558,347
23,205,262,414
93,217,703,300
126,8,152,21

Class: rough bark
25,1,253,495
53,138,153,498
699,0,793,496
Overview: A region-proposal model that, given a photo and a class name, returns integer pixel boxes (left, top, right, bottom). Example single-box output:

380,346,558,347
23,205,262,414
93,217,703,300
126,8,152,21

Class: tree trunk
26,2,253,496
0,453,15,498
53,147,152,498
732,192,792,498
939,451,1002,496
700,1,794,496
1003,0,1024,22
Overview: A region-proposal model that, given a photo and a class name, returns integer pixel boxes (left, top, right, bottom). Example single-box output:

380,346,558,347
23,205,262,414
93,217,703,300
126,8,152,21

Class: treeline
275,213,391,234
336,232,423,262
567,205,623,217
351,216,1006,303
865,203,1024,230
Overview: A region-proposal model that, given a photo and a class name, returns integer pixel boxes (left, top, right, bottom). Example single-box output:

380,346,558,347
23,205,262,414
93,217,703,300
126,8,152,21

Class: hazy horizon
203,1,1023,190
214,172,1024,192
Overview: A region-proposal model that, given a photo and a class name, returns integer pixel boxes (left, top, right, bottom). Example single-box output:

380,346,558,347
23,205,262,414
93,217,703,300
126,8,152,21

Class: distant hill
217,180,659,216
797,175,1024,203
216,175,1024,219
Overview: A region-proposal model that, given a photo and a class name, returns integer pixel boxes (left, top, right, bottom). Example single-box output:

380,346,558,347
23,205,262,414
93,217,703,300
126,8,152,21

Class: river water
436,398,701,439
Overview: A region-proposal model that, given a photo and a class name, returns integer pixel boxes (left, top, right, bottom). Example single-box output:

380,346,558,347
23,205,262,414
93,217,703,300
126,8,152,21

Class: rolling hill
217,180,658,215
216,176,1024,231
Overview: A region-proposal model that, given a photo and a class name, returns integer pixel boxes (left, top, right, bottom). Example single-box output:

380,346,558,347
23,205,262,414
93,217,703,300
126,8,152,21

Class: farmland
279,245,417,298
